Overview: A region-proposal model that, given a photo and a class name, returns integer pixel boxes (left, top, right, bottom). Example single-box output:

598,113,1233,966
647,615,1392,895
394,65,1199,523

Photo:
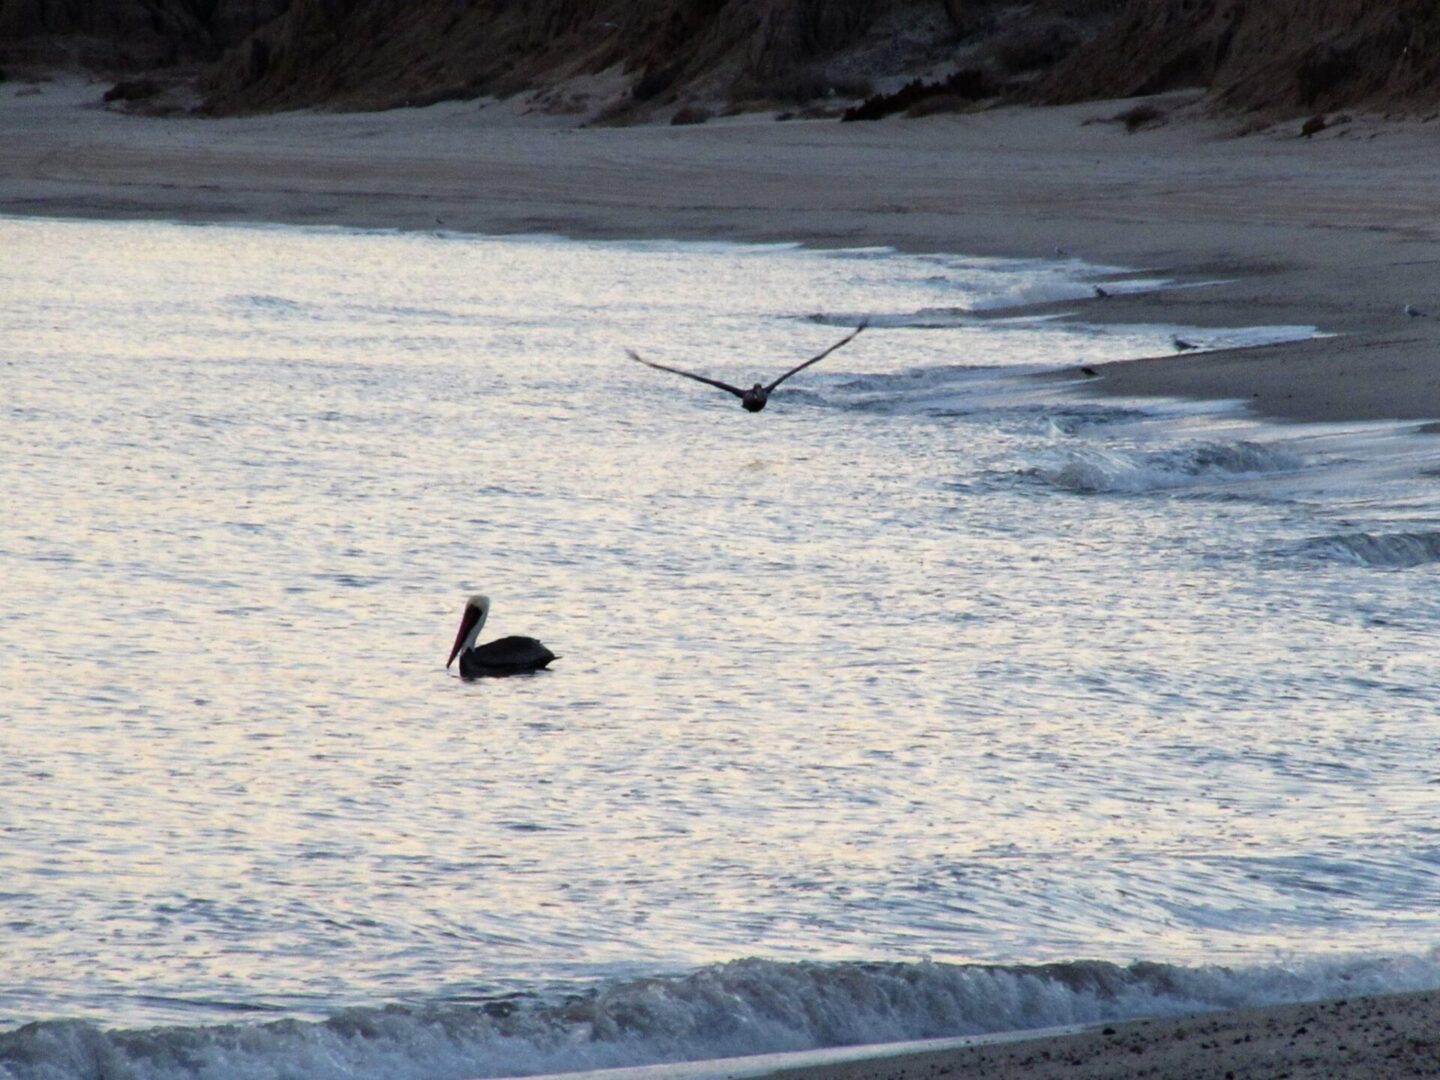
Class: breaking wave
1028,440,1303,494
1293,530,1440,568
3,954,1439,1080
226,293,308,313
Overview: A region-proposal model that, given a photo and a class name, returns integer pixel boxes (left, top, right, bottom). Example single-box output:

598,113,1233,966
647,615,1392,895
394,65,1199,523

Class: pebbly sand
530,988,1440,1079
4,76,1440,1079
645,989,1440,1079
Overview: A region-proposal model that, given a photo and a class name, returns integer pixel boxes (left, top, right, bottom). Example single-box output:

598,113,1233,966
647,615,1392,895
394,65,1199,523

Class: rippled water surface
3,216,1440,1077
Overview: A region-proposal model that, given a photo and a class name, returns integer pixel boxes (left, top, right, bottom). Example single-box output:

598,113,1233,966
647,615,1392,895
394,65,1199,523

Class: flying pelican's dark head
447,594,491,668
742,384,769,412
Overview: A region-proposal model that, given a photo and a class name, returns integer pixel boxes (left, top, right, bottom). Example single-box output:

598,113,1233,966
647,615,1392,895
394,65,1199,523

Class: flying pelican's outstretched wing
625,349,748,399
763,321,868,392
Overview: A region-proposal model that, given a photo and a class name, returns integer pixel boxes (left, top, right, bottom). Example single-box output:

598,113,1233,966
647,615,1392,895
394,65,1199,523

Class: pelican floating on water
447,594,556,678
626,322,867,412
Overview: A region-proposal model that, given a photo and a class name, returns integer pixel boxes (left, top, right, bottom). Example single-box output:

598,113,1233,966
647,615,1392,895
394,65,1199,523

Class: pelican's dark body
457,636,556,678
447,594,556,678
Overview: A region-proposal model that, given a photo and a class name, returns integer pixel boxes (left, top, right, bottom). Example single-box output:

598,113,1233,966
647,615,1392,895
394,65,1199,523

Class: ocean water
3,215,1440,1079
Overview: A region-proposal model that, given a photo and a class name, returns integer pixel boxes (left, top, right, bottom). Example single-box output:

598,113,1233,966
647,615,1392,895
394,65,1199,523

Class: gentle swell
2,955,1437,1080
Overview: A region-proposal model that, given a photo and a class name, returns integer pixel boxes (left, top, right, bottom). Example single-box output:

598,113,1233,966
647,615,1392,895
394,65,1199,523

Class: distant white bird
627,322,867,413
1405,304,1428,318
1172,336,1199,352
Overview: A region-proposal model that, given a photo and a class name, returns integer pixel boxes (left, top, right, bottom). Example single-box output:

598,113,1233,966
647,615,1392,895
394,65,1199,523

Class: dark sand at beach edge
759,987,1440,1080
531,988,1440,1080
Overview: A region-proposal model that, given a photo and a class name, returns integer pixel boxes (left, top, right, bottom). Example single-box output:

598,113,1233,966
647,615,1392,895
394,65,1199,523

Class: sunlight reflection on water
2,216,1438,1029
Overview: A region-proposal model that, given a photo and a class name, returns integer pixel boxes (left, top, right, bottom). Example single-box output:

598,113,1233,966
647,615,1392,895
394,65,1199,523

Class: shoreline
4,79,1440,423
7,77,1440,1079
528,987,1440,1080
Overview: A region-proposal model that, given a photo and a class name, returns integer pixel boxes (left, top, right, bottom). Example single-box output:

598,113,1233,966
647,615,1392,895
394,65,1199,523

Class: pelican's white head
447,594,492,668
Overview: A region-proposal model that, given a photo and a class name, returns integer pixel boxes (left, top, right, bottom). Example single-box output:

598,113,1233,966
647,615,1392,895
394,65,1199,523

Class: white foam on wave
1028,440,1304,495
3,954,1439,1080
965,275,1176,311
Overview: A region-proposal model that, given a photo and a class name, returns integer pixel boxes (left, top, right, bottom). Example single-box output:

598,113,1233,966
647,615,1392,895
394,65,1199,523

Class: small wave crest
806,309,975,330
226,293,306,313
1028,440,1302,495
825,364,1045,417
837,364,1013,394
1293,530,1440,568
3,954,1438,1080
805,309,1071,331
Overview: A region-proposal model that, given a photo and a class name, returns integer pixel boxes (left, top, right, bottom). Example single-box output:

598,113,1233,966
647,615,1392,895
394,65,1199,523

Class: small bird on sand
447,594,556,678
1172,336,1199,352
1405,304,1429,318
627,322,867,412
1093,285,1110,298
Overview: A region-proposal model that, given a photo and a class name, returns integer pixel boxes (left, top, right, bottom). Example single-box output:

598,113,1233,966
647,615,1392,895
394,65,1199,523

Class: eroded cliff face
198,0,921,114
191,0,1440,118
196,0,1129,115
1034,0,1440,114
4,0,1438,118
0,0,287,68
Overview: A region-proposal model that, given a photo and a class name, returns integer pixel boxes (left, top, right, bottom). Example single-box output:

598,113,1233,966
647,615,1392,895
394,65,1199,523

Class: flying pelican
626,322,867,412
447,594,556,678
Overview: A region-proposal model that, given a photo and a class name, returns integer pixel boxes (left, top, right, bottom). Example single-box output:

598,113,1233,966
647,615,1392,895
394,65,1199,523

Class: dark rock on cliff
0,0,288,70
842,67,991,121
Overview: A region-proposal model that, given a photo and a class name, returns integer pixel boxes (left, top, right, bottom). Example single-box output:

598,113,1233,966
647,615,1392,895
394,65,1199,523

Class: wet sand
768,988,1440,1079
534,988,1440,1080
4,76,1440,1079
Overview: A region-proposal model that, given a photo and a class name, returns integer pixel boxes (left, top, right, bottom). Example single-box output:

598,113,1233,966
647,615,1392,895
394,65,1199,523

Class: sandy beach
5,78,1440,423
5,76,1440,1079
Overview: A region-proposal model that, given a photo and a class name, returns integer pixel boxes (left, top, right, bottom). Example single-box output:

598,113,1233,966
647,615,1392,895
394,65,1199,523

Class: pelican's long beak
447,603,481,668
